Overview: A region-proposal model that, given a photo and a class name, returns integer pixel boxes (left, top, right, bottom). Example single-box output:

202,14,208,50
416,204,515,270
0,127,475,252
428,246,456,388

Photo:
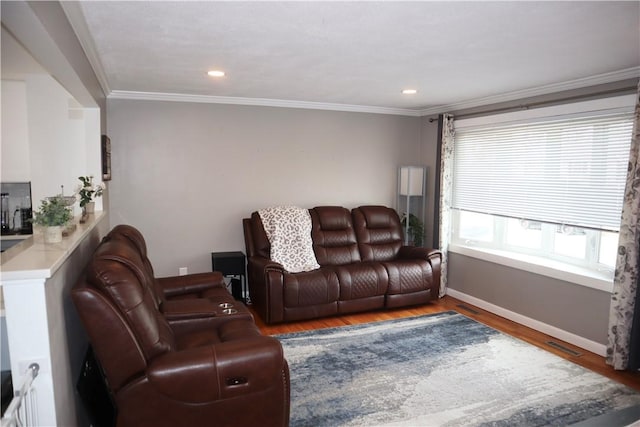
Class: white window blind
453,112,633,231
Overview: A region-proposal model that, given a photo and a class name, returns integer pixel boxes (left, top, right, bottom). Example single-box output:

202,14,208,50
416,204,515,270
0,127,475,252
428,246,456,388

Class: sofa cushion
107,224,164,306
310,206,361,266
87,240,176,361
282,269,339,307
335,262,388,301
352,206,403,262
383,259,433,295
250,212,272,259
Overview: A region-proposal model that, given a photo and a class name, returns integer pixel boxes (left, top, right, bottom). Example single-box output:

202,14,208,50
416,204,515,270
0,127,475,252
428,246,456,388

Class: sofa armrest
157,272,225,298
398,246,442,263
398,247,442,292
246,256,286,324
248,255,284,272
147,337,285,402
162,299,218,321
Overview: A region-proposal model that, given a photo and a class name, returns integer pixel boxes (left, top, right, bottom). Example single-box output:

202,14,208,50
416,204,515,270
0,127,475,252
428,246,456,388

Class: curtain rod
428,85,637,122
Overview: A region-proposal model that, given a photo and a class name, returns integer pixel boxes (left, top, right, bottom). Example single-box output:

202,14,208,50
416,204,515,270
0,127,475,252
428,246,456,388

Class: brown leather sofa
243,205,442,324
72,226,290,427
105,224,256,333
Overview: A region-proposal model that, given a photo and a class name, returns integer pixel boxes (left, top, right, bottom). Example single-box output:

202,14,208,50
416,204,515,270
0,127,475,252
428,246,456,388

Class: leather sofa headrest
359,206,394,229
108,224,149,258
313,206,352,231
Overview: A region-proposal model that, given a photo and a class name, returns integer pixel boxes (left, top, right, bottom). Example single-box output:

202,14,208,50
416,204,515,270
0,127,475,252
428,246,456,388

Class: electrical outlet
179,267,188,276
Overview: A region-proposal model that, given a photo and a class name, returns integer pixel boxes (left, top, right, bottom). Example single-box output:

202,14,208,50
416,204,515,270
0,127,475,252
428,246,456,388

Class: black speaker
211,252,245,276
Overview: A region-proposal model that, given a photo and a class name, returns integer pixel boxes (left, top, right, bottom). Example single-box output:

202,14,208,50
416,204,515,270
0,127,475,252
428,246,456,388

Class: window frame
448,94,636,292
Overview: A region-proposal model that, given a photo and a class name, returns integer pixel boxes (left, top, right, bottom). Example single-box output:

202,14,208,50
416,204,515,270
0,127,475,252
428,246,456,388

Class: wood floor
251,295,640,392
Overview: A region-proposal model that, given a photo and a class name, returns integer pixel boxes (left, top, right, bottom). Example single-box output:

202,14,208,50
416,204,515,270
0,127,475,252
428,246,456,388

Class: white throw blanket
258,206,320,273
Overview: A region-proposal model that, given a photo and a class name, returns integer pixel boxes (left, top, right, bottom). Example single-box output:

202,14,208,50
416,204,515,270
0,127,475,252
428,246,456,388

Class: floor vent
456,304,480,315
546,340,582,357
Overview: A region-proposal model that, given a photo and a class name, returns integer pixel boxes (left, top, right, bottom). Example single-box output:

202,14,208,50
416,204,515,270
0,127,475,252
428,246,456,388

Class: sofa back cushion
72,284,148,392
106,224,165,306
249,211,272,259
310,206,361,266
86,240,176,361
352,206,403,262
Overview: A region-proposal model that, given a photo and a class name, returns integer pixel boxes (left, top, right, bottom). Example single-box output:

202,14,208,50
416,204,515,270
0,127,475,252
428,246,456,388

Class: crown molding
60,1,111,96
107,91,423,116
109,67,638,118
418,67,640,116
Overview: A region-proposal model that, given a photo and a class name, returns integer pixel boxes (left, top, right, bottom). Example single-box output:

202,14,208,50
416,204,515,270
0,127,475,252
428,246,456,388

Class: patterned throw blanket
258,206,320,273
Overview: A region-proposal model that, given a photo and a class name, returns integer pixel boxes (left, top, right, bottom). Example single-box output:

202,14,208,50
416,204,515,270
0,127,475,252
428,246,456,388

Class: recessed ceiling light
402,89,417,95
207,70,225,77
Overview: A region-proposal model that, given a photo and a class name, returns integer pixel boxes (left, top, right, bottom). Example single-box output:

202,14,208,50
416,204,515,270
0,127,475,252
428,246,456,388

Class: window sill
448,243,614,293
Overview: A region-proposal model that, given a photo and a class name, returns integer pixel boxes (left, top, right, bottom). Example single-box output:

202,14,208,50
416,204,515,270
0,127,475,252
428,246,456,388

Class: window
450,95,635,286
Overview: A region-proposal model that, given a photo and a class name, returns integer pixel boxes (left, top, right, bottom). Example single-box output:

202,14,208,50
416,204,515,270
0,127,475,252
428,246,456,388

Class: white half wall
107,99,423,276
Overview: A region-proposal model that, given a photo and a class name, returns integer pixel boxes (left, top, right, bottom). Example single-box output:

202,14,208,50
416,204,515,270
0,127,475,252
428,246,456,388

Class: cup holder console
218,302,238,315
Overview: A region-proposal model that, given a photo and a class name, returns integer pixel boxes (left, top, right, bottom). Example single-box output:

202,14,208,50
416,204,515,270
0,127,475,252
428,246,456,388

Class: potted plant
77,176,104,215
400,213,425,247
32,195,73,243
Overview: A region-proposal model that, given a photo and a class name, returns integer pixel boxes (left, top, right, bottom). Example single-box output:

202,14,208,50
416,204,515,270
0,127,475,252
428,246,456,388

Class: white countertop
0,212,106,281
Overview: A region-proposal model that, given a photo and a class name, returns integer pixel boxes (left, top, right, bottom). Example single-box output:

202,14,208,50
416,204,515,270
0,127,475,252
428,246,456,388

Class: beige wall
106,98,614,348
107,99,424,276
447,253,611,345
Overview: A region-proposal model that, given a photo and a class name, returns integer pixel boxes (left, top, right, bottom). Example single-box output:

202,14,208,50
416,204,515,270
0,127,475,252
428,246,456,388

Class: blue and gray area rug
276,311,640,426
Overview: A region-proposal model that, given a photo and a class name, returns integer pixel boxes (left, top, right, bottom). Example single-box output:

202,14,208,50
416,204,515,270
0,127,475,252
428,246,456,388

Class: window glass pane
458,211,493,242
506,218,542,249
554,225,586,259
599,231,619,267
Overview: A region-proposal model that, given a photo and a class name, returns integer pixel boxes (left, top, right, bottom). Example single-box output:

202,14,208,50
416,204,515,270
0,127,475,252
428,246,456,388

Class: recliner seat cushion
282,269,339,307
335,263,388,301
383,259,433,295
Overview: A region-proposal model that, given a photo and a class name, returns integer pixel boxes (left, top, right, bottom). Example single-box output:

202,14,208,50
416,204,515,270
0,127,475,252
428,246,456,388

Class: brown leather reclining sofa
243,205,442,324
72,225,290,427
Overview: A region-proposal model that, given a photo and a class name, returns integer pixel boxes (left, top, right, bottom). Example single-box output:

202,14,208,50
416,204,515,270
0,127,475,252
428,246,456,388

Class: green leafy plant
31,195,73,227
401,213,424,247
77,176,104,208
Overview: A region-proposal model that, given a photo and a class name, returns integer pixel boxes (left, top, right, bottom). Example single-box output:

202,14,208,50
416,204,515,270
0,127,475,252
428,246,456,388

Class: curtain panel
438,114,455,297
607,83,640,370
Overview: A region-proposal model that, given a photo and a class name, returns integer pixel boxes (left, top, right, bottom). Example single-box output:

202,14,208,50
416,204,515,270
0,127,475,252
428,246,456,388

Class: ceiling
62,1,639,116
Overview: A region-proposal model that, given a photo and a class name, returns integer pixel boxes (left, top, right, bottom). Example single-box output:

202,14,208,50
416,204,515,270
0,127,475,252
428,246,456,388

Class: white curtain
607,83,640,370
438,114,455,297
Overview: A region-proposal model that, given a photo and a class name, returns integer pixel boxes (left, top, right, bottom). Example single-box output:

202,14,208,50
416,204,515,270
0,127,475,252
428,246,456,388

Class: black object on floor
76,346,116,427
229,277,243,301
211,251,248,302
1,370,13,416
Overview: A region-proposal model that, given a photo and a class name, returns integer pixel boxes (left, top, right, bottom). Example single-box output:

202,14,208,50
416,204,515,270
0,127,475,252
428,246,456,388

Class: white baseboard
446,288,607,357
